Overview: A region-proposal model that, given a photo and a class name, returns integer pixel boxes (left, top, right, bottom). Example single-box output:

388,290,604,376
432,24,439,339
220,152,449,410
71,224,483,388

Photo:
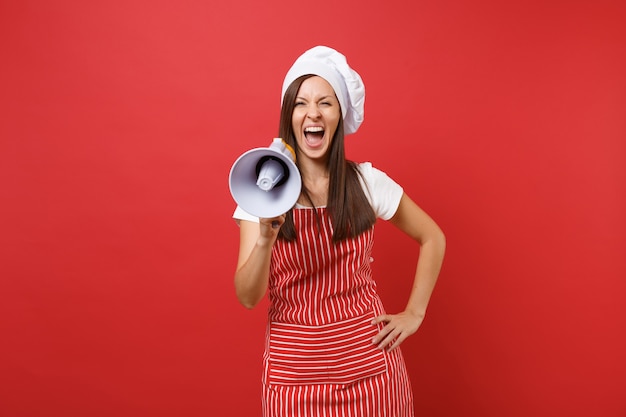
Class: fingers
257,214,287,246
259,214,286,235
371,314,390,325
372,323,404,352
261,214,286,228
271,213,286,228
371,313,419,352
371,315,396,349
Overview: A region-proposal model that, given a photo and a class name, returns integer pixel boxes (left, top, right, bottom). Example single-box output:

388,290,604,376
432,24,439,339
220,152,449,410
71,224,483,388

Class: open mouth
304,126,325,145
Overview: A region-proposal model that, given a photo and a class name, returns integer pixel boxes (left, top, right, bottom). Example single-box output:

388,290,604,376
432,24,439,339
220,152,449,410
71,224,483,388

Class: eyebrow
296,95,336,102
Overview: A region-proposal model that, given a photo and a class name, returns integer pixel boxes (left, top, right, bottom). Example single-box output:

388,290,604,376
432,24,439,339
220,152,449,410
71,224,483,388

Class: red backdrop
1,1,625,416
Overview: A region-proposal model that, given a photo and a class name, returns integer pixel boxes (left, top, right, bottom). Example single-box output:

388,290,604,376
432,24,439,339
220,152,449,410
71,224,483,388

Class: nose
306,104,321,119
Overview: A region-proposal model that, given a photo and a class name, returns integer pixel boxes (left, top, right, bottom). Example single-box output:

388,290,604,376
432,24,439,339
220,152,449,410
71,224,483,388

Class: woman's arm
234,215,285,309
372,192,446,351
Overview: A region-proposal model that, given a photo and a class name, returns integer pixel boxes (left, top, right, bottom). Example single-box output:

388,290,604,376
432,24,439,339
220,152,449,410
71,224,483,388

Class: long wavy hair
277,74,376,243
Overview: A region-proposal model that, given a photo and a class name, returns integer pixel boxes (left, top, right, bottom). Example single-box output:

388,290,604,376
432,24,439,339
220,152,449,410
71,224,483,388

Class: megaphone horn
229,138,302,218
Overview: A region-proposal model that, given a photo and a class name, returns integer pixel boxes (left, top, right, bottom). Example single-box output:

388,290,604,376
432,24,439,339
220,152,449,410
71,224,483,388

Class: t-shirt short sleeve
232,205,259,223
357,162,404,220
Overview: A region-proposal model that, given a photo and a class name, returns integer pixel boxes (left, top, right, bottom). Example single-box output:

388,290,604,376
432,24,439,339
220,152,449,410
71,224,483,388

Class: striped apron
262,208,414,417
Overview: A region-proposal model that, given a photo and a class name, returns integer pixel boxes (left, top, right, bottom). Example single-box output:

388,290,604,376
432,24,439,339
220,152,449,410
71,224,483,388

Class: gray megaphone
229,138,302,218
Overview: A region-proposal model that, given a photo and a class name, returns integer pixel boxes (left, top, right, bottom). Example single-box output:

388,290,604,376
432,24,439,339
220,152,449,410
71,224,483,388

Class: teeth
304,126,324,133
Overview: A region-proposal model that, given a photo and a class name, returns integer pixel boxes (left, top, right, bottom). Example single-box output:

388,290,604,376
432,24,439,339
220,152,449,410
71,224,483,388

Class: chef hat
282,46,365,135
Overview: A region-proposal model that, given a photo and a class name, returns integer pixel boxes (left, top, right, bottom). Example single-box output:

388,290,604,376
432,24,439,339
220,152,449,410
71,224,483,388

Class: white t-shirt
232,162,404,222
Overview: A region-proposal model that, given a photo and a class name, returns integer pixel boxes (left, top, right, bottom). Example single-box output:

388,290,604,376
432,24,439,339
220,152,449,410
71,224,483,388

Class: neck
297,160,329,207
298,158,329,181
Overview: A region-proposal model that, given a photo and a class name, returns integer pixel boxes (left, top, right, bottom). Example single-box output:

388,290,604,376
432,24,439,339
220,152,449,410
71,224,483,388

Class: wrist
256,236,275,249
404,307,426,319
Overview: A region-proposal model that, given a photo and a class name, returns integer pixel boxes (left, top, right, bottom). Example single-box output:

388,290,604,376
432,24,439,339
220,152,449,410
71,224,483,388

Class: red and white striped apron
262,208,413,416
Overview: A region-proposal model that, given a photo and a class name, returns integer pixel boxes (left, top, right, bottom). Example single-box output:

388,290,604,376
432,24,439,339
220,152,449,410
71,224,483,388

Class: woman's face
291,76,341,162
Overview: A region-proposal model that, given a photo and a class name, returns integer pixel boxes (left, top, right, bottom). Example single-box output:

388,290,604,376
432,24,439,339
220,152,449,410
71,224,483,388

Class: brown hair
278,74,376,243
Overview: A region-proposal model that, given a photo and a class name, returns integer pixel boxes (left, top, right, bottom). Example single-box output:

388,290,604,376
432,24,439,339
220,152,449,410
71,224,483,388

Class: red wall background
1,1,624,416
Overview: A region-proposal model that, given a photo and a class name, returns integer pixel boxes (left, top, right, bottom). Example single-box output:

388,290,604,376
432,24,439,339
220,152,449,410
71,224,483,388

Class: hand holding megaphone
229,138,302,218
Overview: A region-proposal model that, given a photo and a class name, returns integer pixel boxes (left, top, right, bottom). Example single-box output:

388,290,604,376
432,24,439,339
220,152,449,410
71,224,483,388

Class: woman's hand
371,310,425,352
258,214,286,246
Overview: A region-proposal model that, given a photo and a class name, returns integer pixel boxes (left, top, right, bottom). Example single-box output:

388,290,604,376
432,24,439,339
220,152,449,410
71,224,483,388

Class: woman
233,46,445,417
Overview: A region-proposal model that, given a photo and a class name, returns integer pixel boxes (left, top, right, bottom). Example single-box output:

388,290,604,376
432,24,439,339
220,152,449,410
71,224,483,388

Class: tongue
305,132,324,147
